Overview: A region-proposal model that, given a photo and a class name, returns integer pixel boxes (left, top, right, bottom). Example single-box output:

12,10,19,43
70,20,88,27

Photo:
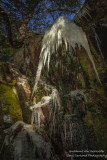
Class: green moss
79,48,96,88
0,84,23,125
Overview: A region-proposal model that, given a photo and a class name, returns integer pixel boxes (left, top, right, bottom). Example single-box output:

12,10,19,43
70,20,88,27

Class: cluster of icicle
29,88,61,131
30,87,87,147
48,89,61,137
31,16,101,100
30,96,51,129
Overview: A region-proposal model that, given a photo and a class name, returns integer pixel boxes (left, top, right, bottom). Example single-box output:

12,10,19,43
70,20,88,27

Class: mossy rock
0,84,23,125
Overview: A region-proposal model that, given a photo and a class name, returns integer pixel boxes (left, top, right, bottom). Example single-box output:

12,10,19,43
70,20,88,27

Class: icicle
48,89,61,136
47,51,50,71
64,39,68,51
58,29,62,47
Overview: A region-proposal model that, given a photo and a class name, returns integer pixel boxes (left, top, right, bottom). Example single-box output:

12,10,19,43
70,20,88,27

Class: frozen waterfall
31,16,101,100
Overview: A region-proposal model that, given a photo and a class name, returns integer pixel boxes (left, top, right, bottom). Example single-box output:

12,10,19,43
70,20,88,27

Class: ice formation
31,16,101,100
30,88,61,131
29,96,52,127
49,89,61,136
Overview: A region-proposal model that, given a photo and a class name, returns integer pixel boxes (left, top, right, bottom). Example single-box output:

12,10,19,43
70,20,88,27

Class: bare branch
0,6,23,48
